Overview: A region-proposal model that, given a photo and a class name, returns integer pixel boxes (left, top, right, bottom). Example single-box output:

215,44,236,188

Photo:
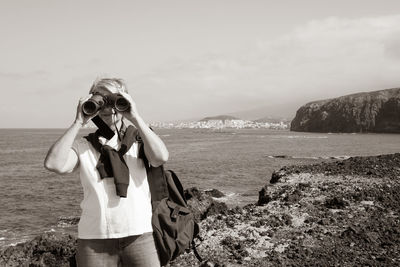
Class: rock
4,154,400,267
204,189,225,198
201,201,228,220
283,189,302,204
184,187,227,221
170,153,400,266
270,153,400,179
0,232,77,267
185,187,213,221
291,87,400,133
270,169,288,184
325,197,349,209
257,186,271,206
184,187,203,201
220,236,249,260
57,216,80,227
199,261,220,267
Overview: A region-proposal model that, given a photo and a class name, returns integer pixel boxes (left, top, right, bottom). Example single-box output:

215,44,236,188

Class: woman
44,78,168,267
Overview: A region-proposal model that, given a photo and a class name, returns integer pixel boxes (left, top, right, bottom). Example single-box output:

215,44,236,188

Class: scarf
84,125,137,198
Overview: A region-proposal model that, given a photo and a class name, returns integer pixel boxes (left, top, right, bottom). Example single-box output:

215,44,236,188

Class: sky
1,0,400,128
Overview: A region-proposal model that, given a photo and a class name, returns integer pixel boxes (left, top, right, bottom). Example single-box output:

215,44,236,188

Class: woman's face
91,87,123,129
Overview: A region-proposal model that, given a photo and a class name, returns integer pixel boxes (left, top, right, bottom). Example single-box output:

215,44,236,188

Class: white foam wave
287,135,328,139
212,192,236,202
267,155,351,160
292,156,320,159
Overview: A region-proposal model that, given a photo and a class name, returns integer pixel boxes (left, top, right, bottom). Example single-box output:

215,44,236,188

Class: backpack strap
168,170,186,203
138,140,168,205
191,240,204,262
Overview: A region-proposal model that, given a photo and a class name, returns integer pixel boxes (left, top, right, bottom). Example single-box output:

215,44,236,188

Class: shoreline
1,153,400,266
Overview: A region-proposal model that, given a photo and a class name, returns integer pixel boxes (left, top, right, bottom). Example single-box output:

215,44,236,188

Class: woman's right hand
74,96,98,126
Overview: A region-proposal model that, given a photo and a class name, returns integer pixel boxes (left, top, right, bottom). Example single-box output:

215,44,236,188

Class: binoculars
82,93,130,116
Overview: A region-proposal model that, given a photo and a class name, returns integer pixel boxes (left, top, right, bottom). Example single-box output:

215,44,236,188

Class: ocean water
1,128,400,248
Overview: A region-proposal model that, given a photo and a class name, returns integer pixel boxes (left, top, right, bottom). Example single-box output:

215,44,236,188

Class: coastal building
150,119,290,130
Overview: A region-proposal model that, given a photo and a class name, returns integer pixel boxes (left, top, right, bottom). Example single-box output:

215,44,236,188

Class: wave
57,216,80,227
0,148,44,154
214,192,242,207
267,155,351,160
291,156,320,160
286,135,328,139
0,233,34,249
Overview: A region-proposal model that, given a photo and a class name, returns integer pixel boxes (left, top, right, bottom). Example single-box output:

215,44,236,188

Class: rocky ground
171,154,400,267
1,154,400,266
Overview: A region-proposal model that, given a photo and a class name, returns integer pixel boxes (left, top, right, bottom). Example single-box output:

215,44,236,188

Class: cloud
0,70,49,80
131,14,400,121
251,15,400,97
6,14,400,125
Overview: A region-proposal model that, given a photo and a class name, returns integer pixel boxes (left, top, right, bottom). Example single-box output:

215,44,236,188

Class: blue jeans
76,232,161,267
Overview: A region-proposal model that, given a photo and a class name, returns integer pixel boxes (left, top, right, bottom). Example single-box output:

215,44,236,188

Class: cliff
290,87,400,133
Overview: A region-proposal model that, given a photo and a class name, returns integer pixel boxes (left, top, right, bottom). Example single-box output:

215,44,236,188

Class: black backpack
139,145,203,266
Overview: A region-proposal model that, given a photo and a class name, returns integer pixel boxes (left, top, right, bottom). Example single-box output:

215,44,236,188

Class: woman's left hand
118,92,169,166
118,92,140,122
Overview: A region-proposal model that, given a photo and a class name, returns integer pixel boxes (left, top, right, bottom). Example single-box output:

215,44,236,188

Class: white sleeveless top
72,133,153,239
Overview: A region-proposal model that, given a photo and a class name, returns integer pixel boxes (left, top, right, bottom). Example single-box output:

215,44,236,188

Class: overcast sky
1,0,400,127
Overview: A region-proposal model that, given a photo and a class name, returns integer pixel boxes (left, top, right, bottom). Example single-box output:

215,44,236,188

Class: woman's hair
89,78,128,94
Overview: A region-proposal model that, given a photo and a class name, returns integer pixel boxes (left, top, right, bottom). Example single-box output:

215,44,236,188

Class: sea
1,128,400,248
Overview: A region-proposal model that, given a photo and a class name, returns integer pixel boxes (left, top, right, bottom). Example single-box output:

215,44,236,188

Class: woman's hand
118,92,140,122
74,95,98,126
117,92,168,166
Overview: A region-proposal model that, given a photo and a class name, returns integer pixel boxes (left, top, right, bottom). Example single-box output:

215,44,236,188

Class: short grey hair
89,78,128,94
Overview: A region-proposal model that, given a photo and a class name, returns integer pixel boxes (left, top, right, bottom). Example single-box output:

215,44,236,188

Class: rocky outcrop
0,232,76,267
184,187,228,221
269,153,400,181
170,154,400,266
291,87,400,133
3,155,400,266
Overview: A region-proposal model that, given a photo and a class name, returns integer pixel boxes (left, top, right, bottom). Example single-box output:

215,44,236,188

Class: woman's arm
120,92,169,167
44,122,81,174
130,115,169,167
44,97,94,174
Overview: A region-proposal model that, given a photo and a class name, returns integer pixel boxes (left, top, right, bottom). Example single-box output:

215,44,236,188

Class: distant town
150,120,289,129
150,115,290,130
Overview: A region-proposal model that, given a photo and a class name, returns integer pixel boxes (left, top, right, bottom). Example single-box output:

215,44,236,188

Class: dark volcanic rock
257,186,271,206
185,187,227,221
324,196,349,209
0,232,77,267
204,189,225,198
185,187,214,222
201,201,228,220
57,216,80,227
171,153,400,267
4,158,400,267
268,153,400,184
291,87,400,133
